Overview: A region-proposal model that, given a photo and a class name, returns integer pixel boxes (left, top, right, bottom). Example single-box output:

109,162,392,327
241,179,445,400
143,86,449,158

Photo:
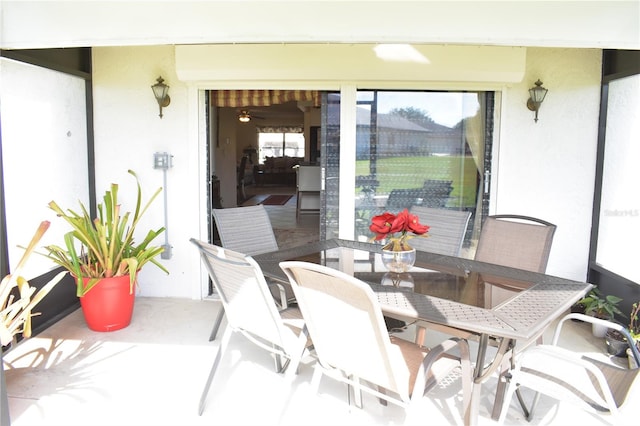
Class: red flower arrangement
369,208,430,251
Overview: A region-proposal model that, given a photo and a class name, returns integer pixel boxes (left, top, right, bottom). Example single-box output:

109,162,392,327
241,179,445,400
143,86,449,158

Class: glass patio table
254,238,593,422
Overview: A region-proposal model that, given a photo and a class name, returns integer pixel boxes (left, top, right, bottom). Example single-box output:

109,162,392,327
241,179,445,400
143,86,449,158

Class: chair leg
208,307,225,341
526,391,541,421
491,355,513,419
415,324,426,346
284,327,310,379
310,364,323,394
199,327,232,415
274,351,287,373
351,375,363,408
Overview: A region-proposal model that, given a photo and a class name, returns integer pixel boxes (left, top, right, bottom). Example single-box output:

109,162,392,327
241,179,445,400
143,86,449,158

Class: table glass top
255,239,592,339
257,239,545,310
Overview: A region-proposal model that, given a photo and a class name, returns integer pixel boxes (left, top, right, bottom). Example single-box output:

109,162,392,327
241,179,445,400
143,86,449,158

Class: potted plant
43,170,169,332
627,301,640,368
577,288,623,338
2,221,66,425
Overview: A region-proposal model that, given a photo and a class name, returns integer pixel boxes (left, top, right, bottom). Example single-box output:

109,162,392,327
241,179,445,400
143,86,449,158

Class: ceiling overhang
176,44,527,86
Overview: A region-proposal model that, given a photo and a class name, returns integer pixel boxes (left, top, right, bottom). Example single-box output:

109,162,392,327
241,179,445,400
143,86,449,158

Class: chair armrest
553,313,640,365
552,313,623,344
514,344,619,410
266,281,289,310
421,337,471,370
417,337,472,424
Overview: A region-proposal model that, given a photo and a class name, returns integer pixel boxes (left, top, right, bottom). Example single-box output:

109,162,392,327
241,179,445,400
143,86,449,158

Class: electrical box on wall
154,152,173,259
153,152,173,170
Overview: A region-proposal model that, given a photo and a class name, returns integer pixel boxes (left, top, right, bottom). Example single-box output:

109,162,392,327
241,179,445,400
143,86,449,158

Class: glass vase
381,248,416,273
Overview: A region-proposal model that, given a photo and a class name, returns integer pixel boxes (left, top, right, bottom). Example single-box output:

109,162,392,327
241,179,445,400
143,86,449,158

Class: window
257,126,305,163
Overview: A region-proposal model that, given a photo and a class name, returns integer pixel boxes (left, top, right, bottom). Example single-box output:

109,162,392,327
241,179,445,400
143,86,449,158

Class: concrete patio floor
3,297,637,426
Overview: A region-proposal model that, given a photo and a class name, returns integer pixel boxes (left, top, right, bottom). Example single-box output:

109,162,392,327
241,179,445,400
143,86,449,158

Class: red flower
370,208,430,241
403,209,430,235
369,212,396,240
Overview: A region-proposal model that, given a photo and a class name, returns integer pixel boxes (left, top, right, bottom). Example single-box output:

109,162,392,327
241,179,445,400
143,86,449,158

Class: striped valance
210,90,320,108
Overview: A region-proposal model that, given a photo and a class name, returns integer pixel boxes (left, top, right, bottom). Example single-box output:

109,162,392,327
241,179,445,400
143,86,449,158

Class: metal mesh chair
498,313,640,424
212,205,279,256
474,214,556,273
280,260,473,424
209,205,292,340
190,239,310,416
408,206,471,256
474,214,559,419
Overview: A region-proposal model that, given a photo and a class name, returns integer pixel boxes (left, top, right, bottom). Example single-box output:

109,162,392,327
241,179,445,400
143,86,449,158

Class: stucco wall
496,47,601,281
91,45,602,299
92,45,200,299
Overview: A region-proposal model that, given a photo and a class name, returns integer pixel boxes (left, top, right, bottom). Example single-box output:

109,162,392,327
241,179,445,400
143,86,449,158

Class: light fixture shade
238,111,251,122
527,79,548,123
151,76,170,118
529,79,548,104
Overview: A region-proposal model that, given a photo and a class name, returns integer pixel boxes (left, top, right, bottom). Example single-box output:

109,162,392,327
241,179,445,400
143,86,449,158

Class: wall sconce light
151,76,170,118
527,79,548,123
238,110,251,123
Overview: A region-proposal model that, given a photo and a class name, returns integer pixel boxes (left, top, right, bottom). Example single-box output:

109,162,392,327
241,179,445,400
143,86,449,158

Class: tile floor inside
3,297,637,426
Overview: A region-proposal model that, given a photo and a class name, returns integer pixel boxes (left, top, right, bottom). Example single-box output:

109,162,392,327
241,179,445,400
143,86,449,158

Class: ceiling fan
237,109,265,123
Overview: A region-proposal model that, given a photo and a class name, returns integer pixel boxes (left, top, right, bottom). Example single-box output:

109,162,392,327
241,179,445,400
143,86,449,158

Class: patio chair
212,205,279,256
473,214,557,311
474,214,557,418
474,214,556,273
190,239,310,416
408,206,472,346
498,313,640,424
408,206,471,256
279,261,473,424
209,205,292,340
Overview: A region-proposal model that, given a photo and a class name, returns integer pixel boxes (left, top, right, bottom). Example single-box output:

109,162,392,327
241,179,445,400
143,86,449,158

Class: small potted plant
43,170,169,332
627,301,640,368
577,288,623,338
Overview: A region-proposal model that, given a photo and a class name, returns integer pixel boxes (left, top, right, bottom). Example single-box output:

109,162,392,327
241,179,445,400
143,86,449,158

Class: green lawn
355,156,479,207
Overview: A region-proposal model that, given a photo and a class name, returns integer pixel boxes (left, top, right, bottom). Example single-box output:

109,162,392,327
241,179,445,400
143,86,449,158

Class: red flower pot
79,275,135,332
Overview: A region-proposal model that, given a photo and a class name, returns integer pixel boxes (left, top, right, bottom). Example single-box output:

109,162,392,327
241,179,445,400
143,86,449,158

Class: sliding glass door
323,90,494,254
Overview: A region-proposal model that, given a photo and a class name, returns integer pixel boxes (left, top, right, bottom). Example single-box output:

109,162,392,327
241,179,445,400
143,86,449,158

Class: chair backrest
408,206,471,256
280,261,411,400
237,154,248,183
474,214,556,273
190,239,294,351
212,205,279,256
